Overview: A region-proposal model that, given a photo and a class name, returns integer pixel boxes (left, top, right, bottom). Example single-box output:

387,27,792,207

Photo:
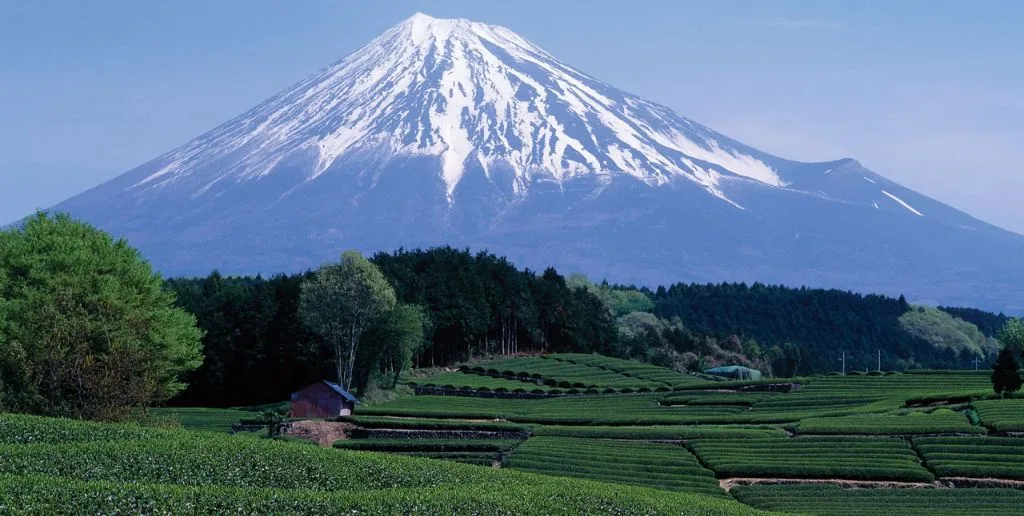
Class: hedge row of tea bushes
0,473,761,515
547,354,708,387
689,437,934,482
334,439,520,466
0,414,763,515
660,391,779,407
972,399,1024,432
731,484,1024,516
148,407,256,433
410,371,554,393
334,439,520,453
795,409,983,436
339,416,531,433
362,393,749,425
0,413,172,444
531,425,786,440
914,436,1024,480
463,356,663,389
506,437,724,496
740,373,991,422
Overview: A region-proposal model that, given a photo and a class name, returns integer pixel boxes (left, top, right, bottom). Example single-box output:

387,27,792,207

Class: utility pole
841,352,846,375
877,350,881,372
975,356,979,371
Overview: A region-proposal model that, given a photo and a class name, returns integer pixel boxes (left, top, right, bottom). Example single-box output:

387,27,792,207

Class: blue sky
2,0,1022,232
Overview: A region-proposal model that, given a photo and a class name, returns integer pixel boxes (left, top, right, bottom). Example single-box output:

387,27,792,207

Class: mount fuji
49,13,1024,311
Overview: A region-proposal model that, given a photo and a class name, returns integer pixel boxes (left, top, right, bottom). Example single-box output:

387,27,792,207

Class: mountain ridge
45,13,1024,312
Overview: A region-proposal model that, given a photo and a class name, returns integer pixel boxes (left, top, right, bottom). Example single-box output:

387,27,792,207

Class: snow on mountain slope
129,13,785,206
47,13,1024,312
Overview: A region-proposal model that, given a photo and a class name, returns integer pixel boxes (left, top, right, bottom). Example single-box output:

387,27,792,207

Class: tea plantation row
0,414,762,515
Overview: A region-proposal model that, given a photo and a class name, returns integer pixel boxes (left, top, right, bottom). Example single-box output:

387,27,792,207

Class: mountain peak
48,13,1024,311
127,12,788,205
390,12,544,64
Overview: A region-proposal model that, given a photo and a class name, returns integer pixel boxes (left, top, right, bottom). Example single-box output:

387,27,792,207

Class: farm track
939,477,1024,489
719,477,937,492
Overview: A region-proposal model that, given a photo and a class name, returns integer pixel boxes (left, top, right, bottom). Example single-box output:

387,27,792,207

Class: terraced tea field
732,484,1024,516
689,436,934,482
0,413,754,514
463,356,666,390
507,436,723,495
972,398,1024,432
795,409,983,435
411,371,552,392
352,356,1024,514
548,353,710,387
148,407,258,432
915,436,1024,480
8,354,1024,515
738,372,991,422
360,392,750,425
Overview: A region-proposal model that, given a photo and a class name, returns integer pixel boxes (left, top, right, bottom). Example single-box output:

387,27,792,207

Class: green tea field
4,354,1024,515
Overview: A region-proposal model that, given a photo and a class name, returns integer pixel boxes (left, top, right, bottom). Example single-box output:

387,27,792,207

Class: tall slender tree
992,319,1024,396
992,348,1022,396
300,251,396,390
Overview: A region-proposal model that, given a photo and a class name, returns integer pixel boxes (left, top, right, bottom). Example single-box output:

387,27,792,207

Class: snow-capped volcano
132,13,783,205
49,13,1024,311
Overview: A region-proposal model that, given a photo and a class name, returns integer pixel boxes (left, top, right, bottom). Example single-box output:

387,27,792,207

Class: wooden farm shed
290,380,360,418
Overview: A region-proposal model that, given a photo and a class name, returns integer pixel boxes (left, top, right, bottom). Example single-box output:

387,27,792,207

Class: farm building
290,380,360,418
706,365,762,380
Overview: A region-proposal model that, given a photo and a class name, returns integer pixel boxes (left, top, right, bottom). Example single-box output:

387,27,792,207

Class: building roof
322,380,360,404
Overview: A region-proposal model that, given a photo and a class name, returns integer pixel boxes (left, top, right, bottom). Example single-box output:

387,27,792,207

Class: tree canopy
160,247,1006,407
899,306,998,358
0,213,204,420
997,318,1024,356
300,251,396,390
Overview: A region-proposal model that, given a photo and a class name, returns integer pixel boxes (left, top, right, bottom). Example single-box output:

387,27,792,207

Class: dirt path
284,420,354,447
940,477,1024,489
719,477,935,492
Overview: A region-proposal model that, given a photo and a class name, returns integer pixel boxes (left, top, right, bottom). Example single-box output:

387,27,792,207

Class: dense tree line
938,306,1012,338
165,248,1009,407
650,282,970,373
166,248,619,406
5,213,1009,418
372,248,617,364
166,272,329,407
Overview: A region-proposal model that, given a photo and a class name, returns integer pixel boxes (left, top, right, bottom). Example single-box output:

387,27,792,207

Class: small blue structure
706,365,762,380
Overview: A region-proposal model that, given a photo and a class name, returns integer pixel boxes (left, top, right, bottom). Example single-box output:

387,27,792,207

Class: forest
165,246,1009,407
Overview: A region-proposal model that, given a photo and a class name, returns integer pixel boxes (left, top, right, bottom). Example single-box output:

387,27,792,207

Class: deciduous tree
0,213,204,420
300,251,396,390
